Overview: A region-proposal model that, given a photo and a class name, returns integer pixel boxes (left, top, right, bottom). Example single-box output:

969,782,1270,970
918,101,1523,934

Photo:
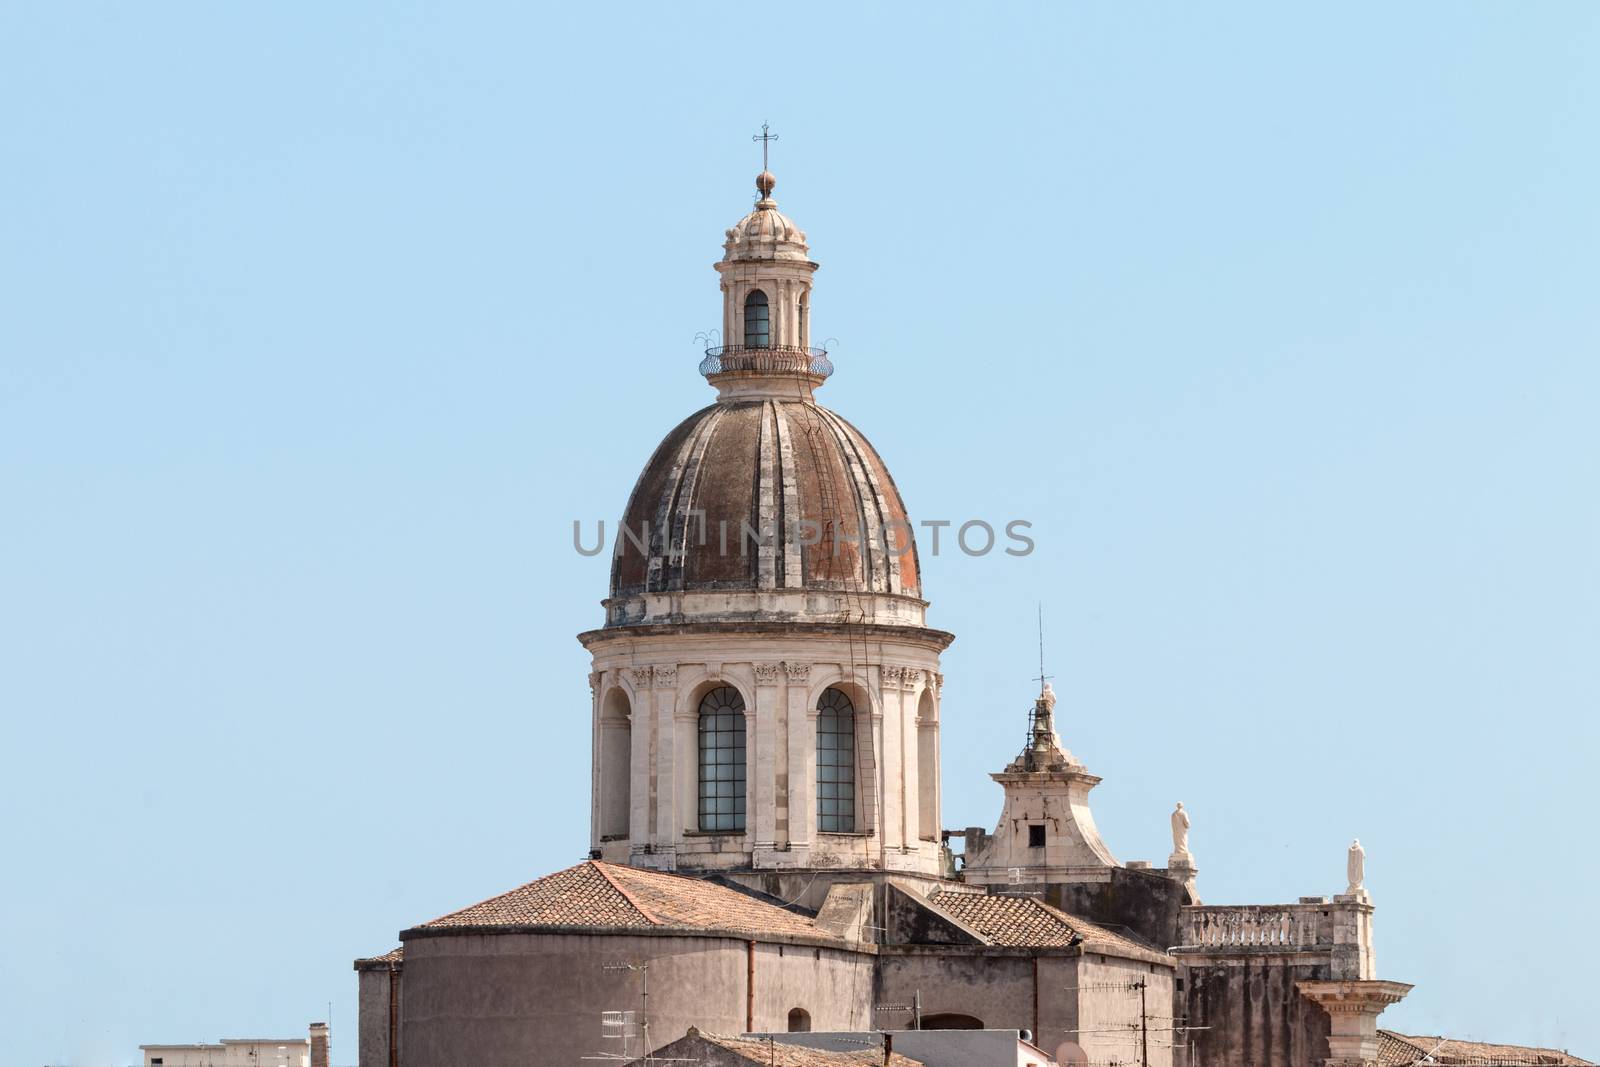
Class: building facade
353,161,1590,1067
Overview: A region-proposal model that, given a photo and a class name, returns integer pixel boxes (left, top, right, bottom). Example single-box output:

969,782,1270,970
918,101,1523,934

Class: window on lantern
817,688,857,832
1028,824,1047,848
744,289,770,348
697,686,747,832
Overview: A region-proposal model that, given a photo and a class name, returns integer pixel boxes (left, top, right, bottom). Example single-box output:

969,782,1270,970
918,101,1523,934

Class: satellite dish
1055,1040,1089,1066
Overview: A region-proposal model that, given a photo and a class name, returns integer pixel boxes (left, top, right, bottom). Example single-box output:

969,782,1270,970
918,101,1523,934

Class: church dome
722,172,810,263
609,398,921,611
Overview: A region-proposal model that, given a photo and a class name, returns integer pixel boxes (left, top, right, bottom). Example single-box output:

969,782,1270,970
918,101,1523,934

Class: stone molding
630,667,654,689
754,662,781,685
1297,979,1413,1067
652,665,677,687
588,671,602,694
783,662,810,684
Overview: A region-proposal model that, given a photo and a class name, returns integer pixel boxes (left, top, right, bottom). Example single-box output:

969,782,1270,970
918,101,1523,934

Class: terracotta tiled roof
355,946,403,965
416,861,828,940
928,890,1157,956
636,1031,923,1066
1379,1030,1593,1066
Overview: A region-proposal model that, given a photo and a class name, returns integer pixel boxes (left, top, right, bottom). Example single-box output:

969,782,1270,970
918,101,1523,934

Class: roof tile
417,861,827,940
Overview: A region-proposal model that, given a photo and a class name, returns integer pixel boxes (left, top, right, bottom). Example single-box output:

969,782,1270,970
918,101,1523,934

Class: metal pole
1140,979,1149,1067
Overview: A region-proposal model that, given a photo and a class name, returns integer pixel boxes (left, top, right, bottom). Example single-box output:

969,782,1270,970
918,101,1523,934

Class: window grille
817,687,856,832
697,686,747,832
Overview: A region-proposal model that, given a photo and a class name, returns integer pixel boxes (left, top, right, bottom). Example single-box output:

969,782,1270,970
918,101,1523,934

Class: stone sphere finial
756,170,776,199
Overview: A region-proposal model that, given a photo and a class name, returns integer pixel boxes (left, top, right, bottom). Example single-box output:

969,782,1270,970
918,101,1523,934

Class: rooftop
1378,1030,1593,1066
927,890,1162,958
408,860,828,941
635,1030,923,1067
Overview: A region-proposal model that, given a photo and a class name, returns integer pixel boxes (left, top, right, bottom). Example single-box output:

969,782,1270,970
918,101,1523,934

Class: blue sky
2,3,1597,1063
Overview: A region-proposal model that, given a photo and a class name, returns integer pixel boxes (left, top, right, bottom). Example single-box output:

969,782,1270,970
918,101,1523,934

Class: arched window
697,686,747,832
744,289,770,348
921,1013,985,1030
797,291,809,348
817,688,856,833
787,1008,811,1033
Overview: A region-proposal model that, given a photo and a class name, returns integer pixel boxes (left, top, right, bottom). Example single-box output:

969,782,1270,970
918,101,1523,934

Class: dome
609,398,921,617
722,200,810,263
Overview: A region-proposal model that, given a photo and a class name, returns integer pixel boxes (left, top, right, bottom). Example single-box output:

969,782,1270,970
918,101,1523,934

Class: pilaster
752,662,781,865
784,662,814,865
626,668,654,863
650,665,679,868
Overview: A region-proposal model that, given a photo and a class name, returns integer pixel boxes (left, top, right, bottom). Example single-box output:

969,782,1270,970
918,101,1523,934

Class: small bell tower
961,683,1120,887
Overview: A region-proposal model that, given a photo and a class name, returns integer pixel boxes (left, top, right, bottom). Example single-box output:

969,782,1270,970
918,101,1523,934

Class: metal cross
752,122,778,170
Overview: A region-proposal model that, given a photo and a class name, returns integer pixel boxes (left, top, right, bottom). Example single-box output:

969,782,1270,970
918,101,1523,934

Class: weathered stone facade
353,163,1587,1067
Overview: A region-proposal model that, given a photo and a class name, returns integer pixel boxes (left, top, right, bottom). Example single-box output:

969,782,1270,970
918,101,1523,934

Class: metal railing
699,344,833,379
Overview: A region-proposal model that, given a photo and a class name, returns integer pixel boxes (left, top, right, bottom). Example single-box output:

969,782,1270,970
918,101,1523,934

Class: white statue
1041,681,1058,710
1170,802,1191,855
1347,838,1365,893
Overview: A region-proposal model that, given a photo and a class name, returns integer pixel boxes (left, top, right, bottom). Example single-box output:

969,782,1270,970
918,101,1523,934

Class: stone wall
395,931,873,1067
1044,866,1192,949
876,949,1176,1067
356,966,399,1067
1182,958,1333,1067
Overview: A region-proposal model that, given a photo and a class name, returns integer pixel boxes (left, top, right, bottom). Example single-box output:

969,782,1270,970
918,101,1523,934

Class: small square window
1028,824,1046,848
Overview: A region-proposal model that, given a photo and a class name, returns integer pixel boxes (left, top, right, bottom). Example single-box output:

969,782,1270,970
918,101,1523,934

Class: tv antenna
1033,602,1053,694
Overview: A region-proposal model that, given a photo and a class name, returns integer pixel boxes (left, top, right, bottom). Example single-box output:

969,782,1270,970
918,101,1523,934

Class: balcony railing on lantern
699,345,834,379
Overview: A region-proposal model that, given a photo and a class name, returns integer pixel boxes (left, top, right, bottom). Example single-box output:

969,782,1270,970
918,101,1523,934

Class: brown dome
610,399,921,605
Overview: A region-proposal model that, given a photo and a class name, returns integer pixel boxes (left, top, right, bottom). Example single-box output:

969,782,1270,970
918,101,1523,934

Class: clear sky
2,3,1597,1064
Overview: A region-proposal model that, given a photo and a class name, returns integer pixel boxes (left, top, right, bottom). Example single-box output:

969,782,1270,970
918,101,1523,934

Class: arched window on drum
816,688,856,833
743,289,770,348
697,687,747,832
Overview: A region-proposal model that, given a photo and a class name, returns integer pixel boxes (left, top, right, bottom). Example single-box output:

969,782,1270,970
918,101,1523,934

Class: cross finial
752,122,778,172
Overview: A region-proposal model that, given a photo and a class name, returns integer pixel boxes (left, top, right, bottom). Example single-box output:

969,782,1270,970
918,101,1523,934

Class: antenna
1033,602,1053,694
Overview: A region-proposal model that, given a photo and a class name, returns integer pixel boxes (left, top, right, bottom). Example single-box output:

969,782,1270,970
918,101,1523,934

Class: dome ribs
839,411,918,597
689,403,763,588
812,405,898,595
755,401,779,590
608,400,923,611
611,407,707,598
651,405,725,593
770,401,804,588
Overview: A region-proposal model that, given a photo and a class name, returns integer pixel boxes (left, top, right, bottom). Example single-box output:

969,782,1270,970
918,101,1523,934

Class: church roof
635,1030,923,1067
927,890,1159,957
1377,1030,1592,1066
610,400,921,604
411,860,830,941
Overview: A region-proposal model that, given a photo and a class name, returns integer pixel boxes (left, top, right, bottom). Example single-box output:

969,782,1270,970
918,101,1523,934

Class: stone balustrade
1180,902,1330,950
